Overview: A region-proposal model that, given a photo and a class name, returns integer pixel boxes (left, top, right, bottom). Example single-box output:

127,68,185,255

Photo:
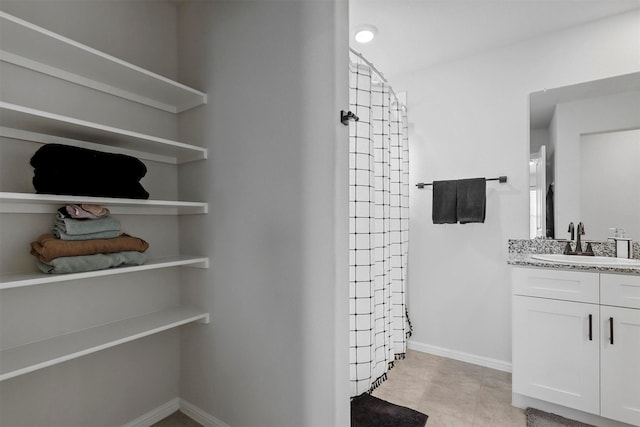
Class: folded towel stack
30,144,149,199
30,204,148,274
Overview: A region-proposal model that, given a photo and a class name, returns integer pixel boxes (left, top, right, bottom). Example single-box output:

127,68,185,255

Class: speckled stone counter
508,239,640,275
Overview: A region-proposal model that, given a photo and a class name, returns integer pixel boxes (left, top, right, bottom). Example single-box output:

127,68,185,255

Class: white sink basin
531,254,640,267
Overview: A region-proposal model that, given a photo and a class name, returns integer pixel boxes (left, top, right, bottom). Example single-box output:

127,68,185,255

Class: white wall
0,2,184,426
398,10,640,365
176,1,349,426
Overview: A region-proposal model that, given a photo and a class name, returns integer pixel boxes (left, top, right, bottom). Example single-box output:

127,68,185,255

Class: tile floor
152,350,525,426
372,350,526,426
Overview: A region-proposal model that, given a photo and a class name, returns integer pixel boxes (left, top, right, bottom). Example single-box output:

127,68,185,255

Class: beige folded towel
31,233,149,262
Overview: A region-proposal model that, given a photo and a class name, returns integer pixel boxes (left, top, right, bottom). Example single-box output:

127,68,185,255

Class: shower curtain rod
349,48,389,85
349,48,406,108
415,176,508,189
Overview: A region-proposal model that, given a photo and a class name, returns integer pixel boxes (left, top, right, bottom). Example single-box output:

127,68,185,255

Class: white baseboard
122,397,229,427
179,398,231,427
122,398,180,427
408,340,512,373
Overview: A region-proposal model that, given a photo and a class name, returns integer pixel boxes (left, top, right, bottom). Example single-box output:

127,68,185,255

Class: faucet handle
563,241,574,255
568,222,575,241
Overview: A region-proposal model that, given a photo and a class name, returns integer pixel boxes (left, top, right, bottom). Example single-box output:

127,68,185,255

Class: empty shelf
0,11,206,113
0,256,209,289
0,192,208,215
0,306,210,381
0,102,207,163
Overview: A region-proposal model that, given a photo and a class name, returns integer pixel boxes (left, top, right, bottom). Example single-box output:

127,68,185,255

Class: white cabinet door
513,296,600,414
600,306,640,426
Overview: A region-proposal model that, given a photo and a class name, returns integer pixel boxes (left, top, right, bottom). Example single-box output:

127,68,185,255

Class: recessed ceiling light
354,25,377,44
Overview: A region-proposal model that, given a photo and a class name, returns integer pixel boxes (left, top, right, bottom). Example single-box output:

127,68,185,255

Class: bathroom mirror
529,71,640,241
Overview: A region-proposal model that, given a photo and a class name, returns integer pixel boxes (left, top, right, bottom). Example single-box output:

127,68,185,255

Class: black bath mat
351,393,428,427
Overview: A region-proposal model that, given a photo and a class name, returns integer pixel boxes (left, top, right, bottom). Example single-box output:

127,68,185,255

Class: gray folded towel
457,178,486,223
432,180,457,224
35,251,147,274
52,229,121,241
52,216,121,240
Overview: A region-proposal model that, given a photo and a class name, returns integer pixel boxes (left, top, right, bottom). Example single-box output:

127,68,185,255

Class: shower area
348,49,410,397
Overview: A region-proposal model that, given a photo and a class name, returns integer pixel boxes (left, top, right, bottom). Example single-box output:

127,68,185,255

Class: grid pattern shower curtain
349,51,410,397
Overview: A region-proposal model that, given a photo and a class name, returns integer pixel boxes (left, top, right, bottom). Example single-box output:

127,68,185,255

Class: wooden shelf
0,256,209,290
0,11,206,114
0,306,210,381
0,192,208,215
0,102,207,164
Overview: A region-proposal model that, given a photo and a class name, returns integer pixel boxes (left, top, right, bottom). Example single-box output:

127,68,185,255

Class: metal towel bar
416,176,507,189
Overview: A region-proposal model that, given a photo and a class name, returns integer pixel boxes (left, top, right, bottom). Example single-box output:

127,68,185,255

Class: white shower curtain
349,50,410,397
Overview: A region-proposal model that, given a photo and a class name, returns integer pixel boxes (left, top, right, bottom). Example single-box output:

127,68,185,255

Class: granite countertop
507,252,640,275
507,239,640,275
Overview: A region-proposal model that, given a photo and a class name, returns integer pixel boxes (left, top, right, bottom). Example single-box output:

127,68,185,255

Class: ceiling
349,0,640,81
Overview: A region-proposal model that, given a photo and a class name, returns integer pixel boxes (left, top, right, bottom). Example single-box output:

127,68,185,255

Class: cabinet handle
588,314,593,341
609,317,614,345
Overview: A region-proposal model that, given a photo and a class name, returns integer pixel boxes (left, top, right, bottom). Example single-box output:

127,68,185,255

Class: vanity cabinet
512,267,640,426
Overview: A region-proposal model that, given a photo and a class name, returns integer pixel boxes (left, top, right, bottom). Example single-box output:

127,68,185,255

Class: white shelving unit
0,12,210,384
0,11,207,114
0,192,208,215
0,102,207,164
0,306,210,381
0,256,209,289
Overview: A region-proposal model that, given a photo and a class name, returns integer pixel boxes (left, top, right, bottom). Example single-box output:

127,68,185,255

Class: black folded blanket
31,144,147,179
30,144,149,199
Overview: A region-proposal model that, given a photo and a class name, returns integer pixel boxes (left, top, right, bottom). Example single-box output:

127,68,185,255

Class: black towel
30,144,147,180
432,180,457,224
457,178,486,223
30,144,149,199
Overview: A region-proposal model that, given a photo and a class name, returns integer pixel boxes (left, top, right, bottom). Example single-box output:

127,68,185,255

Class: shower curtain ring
340,110,360,126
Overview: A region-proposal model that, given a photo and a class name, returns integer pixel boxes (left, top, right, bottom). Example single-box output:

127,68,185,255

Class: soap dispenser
609,228,633,259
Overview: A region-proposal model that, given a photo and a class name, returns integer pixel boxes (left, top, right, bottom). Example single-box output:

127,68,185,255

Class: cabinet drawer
601,274,640,309
512,267,599,303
